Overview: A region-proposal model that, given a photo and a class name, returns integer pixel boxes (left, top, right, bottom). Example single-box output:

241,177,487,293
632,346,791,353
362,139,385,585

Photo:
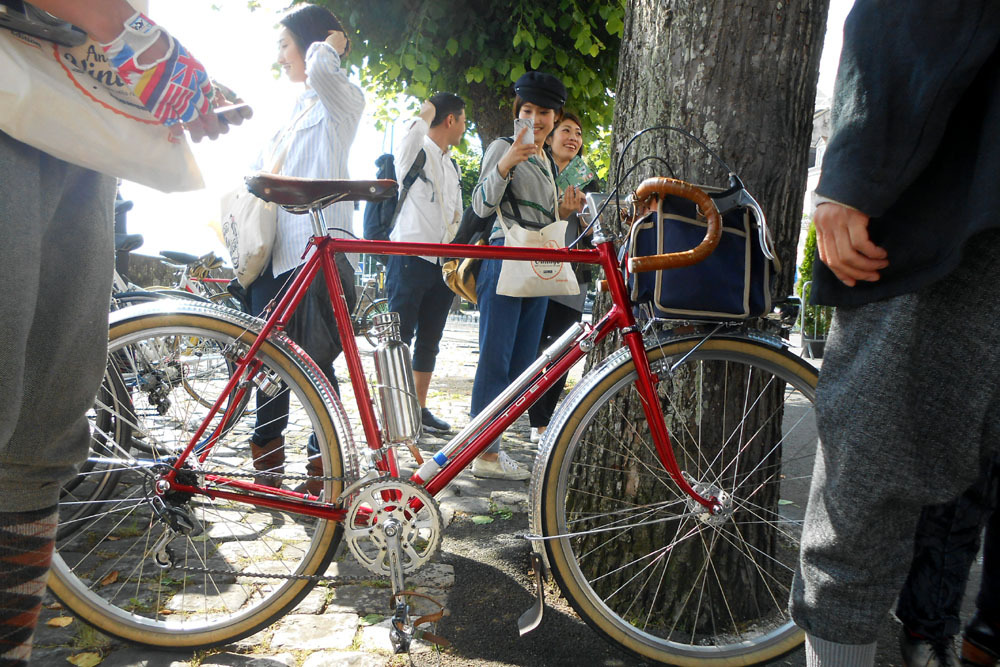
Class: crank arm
518,551,547,636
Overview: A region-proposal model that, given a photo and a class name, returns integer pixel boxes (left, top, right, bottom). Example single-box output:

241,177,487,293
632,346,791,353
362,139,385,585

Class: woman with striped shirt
246,4,364,494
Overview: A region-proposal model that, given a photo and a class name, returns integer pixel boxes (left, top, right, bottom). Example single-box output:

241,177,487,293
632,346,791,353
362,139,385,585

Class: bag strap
266,96,318,174
389,148,427,227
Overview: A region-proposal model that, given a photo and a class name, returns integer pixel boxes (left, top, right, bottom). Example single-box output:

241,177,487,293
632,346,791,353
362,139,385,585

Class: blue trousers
386,255,453,373
471,240,548,453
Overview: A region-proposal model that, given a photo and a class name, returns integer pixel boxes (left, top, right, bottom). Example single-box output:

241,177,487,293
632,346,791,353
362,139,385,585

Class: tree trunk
468,80,513,149
582,0,828,630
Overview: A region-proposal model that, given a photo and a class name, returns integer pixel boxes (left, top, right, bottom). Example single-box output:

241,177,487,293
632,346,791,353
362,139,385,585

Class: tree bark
467,81,513,149
583,0,829,630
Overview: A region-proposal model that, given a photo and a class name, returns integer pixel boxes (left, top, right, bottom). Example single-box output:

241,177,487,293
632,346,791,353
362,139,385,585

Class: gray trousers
790,229,1000,643
0,132,115,513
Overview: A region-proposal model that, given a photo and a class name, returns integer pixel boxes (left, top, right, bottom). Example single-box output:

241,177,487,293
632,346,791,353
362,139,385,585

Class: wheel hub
685,478,733,527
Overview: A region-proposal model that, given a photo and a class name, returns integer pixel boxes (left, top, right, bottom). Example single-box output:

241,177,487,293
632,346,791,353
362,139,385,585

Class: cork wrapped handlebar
628,177,722,273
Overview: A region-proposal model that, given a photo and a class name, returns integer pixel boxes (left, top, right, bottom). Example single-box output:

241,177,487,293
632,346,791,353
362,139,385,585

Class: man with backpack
383,93,467,433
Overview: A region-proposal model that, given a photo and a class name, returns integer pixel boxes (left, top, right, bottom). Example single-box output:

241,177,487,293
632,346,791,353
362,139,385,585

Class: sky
120,0,855,261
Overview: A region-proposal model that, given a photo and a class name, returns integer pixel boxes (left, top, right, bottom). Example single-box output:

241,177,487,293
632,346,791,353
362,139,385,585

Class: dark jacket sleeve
816,0,1000,217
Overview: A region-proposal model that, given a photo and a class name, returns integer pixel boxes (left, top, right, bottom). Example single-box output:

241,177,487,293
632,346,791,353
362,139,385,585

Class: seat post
309,208,327,238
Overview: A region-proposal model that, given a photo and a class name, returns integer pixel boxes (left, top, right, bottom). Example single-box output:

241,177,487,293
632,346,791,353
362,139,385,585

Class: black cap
514,71,566,110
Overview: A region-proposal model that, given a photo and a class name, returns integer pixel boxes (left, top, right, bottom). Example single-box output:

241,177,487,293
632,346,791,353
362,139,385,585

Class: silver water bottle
371,311,422,443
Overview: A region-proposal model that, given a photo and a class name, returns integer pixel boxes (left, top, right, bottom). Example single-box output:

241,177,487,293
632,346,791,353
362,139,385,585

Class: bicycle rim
361,298,390,347
50,313,345,649
540,337,818,665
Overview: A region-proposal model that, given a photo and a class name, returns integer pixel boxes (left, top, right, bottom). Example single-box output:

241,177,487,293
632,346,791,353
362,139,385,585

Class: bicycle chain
166,560,387,586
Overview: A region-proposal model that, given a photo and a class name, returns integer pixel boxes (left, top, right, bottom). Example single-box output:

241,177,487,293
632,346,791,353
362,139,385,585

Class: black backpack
362,149,428,241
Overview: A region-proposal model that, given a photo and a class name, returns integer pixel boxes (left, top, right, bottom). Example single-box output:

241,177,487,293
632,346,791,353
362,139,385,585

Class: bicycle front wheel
50,309,347,650
538,336,818,665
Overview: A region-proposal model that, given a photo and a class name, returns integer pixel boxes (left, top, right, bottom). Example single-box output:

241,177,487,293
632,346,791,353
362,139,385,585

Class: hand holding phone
514,118,534,144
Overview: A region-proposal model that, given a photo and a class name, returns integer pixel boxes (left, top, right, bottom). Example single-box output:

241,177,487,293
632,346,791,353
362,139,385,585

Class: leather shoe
963,613,1000,666
900,629,960,667
421,407,450,433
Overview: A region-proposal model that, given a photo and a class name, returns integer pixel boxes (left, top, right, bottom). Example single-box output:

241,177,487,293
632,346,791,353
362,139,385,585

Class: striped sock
0,506,58,667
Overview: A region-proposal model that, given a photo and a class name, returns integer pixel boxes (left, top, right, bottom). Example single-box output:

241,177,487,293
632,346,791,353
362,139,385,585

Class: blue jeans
386,255,453,373
471,239,548,453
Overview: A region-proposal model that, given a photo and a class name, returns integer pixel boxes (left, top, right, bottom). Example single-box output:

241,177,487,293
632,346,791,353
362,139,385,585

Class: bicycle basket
626,182,780,321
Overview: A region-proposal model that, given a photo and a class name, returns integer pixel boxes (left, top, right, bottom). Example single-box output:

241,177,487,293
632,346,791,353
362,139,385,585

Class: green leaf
606,14,625,36
402,53,417,70
513,30,522,48
413,65,431,82
556,50,569,67
510,63,526,82
543,14,557,29
362,613,384,625
472,515,494,524
536,34,551,51
589,44,600,57
530,51,543,70
522,31,535,48
446,38,459,55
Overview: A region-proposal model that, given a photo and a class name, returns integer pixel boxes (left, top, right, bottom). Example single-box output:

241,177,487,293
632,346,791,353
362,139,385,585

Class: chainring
343,478,442,577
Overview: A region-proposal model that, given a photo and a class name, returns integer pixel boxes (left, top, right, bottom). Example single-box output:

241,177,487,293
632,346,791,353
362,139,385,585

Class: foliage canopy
309,0,624,147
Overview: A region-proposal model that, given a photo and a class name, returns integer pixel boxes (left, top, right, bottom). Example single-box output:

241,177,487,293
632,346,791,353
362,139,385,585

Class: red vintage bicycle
52,167,819,665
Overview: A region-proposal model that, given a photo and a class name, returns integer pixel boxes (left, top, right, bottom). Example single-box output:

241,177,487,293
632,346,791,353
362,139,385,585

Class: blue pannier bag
626,182,779,321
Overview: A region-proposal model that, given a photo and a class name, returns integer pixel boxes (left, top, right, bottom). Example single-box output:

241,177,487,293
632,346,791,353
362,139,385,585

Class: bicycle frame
159,218,722,520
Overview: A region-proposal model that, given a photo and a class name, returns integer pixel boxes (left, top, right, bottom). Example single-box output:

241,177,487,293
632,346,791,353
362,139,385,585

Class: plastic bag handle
628,177,722,273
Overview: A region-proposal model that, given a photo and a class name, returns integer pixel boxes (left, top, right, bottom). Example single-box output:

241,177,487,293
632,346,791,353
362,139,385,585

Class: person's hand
419,100,436,125
813,201,888,286
497,128,538,178
559,185,585,219
324,29,348,57
102,12,214,128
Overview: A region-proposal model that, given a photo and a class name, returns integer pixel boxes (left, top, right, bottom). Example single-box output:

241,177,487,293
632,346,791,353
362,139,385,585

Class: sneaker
900,629,960,667
421,408,451,433
471,451,531,481
530,427,545,444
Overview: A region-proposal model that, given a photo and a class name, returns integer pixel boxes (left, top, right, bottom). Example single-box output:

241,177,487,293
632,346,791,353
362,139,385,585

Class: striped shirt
254,41,365,277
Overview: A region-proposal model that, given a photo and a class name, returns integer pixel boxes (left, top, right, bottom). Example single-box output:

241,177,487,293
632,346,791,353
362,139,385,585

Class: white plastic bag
0,28,203,191
220,184,277,288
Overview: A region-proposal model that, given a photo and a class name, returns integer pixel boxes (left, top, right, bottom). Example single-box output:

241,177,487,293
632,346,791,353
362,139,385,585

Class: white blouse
254,41,365,277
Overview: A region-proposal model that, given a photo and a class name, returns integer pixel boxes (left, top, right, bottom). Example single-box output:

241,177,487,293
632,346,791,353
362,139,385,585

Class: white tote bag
0,28,202,192
495,211,580,298
495,165,580,298
220,185,278,288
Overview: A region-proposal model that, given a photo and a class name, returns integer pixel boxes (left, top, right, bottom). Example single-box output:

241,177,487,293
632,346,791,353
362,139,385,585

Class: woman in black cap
468,71,585,480
244,4,364,494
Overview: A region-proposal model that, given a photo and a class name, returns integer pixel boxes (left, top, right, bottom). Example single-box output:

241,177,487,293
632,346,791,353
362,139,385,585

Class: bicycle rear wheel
537,335,818,665
50,309,348,649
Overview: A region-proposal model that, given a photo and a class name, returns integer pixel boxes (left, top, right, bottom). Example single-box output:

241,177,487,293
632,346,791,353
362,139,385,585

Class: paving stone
491,489,530,513
269,613,358,650
439,495,491,516
325,584,392,616
291,585,329,614
97,647,192,666
200,652,296,666
301,650,388,667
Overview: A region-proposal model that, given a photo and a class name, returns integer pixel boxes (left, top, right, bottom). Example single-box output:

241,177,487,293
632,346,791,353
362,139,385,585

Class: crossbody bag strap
389,148,427,227
267,96,318,174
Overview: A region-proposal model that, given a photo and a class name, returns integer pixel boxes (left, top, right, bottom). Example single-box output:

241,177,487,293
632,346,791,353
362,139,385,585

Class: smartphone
214,103,253,125
513,117,534,144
